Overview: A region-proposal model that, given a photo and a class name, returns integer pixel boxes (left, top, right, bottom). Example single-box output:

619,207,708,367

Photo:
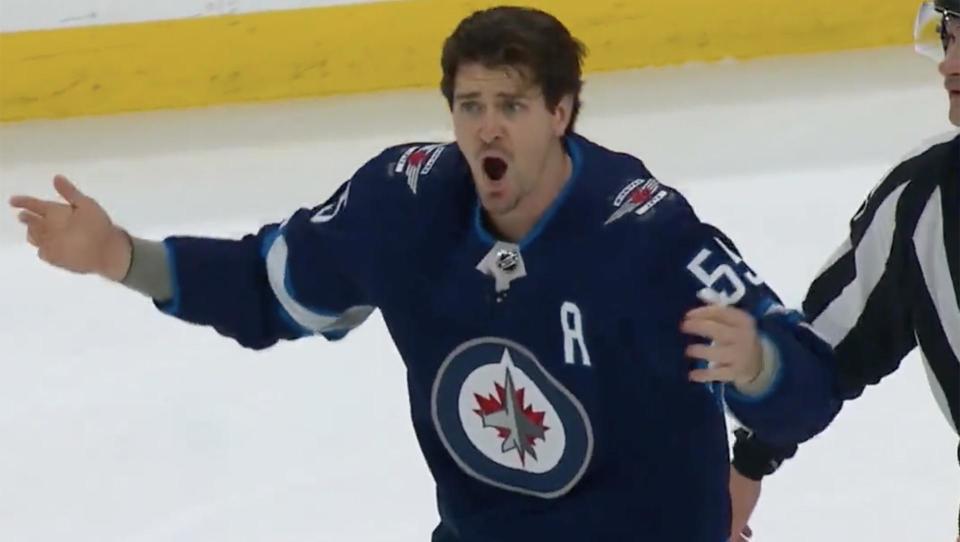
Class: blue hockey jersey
156,134,839,541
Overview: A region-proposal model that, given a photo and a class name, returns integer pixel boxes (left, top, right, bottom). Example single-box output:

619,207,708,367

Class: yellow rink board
0,0,916,122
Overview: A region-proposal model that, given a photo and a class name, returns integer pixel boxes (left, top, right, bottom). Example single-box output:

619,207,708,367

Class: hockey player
728,1,960,540
10,7,841,541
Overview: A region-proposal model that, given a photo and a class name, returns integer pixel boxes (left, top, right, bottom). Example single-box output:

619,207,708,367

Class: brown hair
440,6,587,135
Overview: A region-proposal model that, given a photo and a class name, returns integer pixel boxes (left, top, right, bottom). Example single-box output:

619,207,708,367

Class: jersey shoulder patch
307,142,453,229
571,136,690,230
603,176,671,225
386,142,458,195
601,172,694,234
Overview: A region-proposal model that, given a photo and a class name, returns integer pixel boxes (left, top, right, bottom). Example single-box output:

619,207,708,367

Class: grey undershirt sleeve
120,236,174,303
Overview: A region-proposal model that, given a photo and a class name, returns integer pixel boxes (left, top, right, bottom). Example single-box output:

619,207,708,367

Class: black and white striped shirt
733,131,959,480
806,131,959,436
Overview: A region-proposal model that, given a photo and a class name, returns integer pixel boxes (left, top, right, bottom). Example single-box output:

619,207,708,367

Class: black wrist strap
731,428,798,481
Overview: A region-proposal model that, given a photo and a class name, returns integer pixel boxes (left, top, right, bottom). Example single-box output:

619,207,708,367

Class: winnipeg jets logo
605,178,667,225
432,338,593,499
395,144,445,194
473,354,550,466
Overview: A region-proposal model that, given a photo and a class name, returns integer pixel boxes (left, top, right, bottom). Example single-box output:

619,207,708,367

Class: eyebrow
453,91,531,101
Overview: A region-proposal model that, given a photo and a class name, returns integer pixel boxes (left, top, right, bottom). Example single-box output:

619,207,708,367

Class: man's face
939,15,960,126
451,63,571,217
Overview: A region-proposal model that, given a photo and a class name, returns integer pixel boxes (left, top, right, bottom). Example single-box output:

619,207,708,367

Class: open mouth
483,157,508,181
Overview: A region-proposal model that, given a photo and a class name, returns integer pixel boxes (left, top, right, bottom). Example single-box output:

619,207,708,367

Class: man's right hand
729,464,761,541
9,175,131,281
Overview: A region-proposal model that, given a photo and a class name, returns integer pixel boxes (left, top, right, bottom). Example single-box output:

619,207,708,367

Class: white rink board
1,0,381,32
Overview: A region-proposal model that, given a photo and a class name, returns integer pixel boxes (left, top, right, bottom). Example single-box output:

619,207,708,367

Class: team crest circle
431,338,594,499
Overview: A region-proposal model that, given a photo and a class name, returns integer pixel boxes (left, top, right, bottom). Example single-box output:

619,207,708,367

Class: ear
551,94,575,136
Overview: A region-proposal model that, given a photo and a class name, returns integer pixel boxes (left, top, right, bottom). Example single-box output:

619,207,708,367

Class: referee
728,1,960,540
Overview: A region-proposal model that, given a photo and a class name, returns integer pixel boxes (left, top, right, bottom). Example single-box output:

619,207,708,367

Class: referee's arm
733,171,919,479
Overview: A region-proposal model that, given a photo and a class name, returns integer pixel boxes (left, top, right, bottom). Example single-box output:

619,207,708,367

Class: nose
940,41,960,76
478,110,504,144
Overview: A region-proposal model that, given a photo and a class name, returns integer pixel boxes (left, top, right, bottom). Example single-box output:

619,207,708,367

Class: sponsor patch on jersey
395,144,445,194
604,178,667,225
432,338,594,499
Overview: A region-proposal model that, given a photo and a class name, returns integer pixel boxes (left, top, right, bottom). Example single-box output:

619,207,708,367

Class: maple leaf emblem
473,353,550,466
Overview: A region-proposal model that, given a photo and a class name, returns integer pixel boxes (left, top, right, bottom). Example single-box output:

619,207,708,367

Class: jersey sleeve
686,226,840,445
153,148,400,349
651,191,841,447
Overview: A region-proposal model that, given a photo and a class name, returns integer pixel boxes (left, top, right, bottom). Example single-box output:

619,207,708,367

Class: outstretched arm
10,168,381,350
